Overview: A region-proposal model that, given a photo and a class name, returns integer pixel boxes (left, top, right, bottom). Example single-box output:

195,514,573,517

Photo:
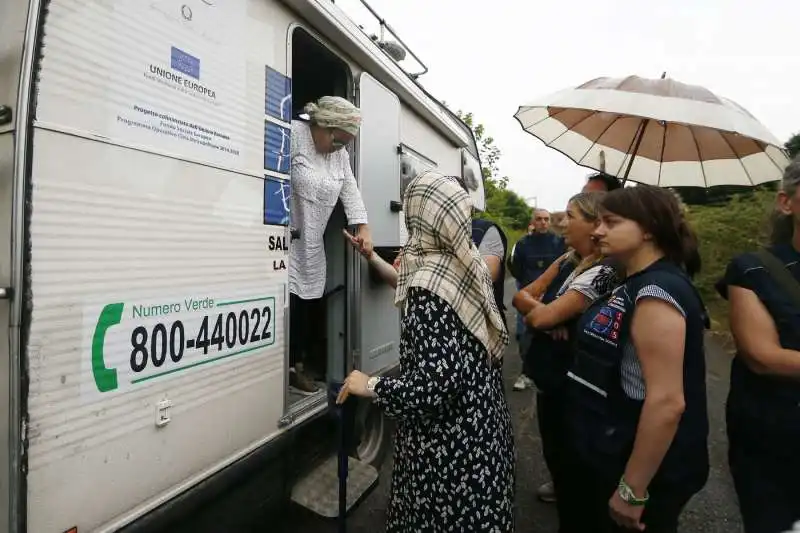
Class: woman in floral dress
338,171,515,532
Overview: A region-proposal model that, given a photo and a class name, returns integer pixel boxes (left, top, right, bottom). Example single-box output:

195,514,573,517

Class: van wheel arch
352,398,393,468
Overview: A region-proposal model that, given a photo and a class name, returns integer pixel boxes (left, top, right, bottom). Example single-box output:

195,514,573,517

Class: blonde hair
565,191,605,276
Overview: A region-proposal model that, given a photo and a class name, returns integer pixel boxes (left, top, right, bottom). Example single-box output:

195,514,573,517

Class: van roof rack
336,0,429,79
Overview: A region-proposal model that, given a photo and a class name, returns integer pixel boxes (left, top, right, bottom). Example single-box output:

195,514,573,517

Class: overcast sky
336,0,799,212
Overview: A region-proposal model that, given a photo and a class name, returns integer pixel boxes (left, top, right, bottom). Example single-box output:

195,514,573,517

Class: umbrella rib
657,122,667,187
576,113,623,168
513,114,630,180
688,126,709,189
544,110,598,147
763,144,791,176
719,132,756,187
520,106,577,129
538,108,610,155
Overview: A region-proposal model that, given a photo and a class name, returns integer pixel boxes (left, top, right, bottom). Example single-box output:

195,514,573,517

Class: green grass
687,190,774,330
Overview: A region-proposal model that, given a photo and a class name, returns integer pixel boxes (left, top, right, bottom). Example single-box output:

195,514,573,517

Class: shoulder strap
754,249,800,307
471,219,489,247
494,223,508,258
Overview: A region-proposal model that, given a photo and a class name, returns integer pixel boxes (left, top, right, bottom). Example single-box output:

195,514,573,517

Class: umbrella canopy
514,75,791,187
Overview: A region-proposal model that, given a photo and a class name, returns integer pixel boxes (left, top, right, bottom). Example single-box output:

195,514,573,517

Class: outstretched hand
343,229,372,260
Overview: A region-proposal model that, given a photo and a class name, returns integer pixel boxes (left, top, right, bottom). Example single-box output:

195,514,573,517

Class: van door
1,1,29,530
355,73,401,376
0,135,12,533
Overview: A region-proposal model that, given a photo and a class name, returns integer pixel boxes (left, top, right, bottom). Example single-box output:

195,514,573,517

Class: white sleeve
338,152,369,225
477,226,505,258
566,264,618,301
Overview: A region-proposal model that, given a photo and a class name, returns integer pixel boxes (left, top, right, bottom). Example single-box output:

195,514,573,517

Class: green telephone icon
92,303,124,392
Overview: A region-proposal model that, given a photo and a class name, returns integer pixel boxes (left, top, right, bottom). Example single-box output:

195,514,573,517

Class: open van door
354,72,401,376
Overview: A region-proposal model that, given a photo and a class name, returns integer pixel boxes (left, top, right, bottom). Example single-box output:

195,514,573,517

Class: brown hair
600,185,701,277
770,156,800,245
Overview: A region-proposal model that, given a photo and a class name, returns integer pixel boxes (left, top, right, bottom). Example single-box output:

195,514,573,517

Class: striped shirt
620,285,685,400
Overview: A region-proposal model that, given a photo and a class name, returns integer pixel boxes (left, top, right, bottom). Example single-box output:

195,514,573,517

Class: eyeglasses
330,131,348,150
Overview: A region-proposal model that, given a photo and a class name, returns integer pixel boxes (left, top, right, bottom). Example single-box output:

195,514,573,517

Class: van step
290,455,379,518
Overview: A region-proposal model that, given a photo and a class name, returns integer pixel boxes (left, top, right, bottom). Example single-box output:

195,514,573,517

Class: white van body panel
26,130,286,533
400,108,462,177
29,1,291,530
5,0,480,530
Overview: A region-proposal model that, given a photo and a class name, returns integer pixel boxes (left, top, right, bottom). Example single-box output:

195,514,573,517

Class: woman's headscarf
395,171,509,362
304,96,362,136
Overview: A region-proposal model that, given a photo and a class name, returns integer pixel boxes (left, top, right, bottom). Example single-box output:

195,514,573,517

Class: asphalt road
286,280,744,532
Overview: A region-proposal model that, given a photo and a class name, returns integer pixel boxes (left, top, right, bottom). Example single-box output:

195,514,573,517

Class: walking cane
330,381,353,533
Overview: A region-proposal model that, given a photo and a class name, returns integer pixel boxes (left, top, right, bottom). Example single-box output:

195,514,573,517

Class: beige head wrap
395,171,509,362
304,96,362,136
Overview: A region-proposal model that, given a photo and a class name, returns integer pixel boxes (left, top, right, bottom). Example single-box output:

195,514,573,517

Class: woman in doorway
337,172,514,533
717,157,800,533
560,186,709,533
289,96,373,395
511,192,620,530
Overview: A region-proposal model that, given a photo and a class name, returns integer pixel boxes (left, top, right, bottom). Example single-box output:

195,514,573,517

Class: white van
0,0,485,531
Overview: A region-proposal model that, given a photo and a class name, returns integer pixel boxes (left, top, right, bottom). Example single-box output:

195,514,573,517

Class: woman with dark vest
716,157,800,533
512,192,620,528
560,185,709,533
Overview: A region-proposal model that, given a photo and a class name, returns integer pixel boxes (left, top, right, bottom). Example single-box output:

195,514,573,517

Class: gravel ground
284,280,744,532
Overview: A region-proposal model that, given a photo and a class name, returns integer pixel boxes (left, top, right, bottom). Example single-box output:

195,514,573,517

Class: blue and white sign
264,122,291,174
170,46,200,79
264,177,291,226
265,67,292,122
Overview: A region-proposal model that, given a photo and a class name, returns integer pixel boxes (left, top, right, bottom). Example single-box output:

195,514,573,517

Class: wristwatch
366,376,381,395
617,477,649,506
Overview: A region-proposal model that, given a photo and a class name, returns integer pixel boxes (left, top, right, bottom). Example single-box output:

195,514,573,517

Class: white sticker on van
85,294,276,395
37,0,256,171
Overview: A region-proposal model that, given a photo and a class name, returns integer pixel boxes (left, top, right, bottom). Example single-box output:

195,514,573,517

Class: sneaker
289,368,320,396
513,374,534,391
537,481,557,503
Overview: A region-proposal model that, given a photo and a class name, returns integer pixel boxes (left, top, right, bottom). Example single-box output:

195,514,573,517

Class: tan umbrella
514,74,791,187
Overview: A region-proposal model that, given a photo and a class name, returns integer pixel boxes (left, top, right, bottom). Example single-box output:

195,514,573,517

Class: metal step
290,455,379,519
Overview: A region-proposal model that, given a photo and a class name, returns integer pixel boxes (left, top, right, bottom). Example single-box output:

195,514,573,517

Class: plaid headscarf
304,96,362,136
395,172,509,362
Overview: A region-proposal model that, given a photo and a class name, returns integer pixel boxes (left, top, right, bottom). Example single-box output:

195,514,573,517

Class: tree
456,111,530,231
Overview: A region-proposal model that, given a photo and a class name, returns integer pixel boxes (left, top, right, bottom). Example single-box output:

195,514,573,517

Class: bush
687,189,775,330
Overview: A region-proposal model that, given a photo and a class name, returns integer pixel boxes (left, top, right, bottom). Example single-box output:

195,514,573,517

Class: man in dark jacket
508,209,565,391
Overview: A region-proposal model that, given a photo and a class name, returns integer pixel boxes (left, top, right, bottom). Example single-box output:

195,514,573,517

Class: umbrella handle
622,119,649,185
